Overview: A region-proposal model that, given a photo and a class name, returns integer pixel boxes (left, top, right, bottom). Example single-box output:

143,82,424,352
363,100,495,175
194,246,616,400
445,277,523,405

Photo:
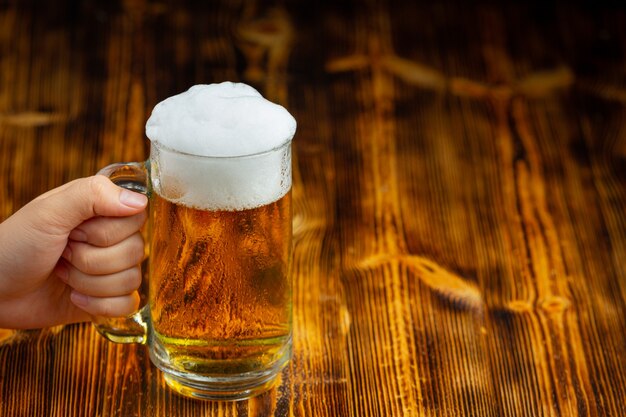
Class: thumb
28,175,148,235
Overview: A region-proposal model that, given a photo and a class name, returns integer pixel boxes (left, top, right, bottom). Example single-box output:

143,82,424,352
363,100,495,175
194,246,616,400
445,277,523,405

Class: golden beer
148,191,292,376
95,83,296,399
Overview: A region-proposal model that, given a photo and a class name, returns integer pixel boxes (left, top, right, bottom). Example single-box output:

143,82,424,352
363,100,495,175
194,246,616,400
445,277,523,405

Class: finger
70,291,140,317
27,175,148,236
56,262,142,297
63,232,144,275
69,211,147,247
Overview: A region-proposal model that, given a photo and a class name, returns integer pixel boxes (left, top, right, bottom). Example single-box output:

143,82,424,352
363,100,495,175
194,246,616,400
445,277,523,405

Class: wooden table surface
1,1,625,416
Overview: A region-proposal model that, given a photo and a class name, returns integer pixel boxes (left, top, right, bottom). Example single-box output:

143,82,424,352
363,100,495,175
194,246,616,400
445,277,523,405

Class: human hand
0,175,147,329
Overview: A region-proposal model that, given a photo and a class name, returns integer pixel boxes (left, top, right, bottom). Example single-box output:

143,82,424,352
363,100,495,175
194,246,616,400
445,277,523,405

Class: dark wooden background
1,1,625,416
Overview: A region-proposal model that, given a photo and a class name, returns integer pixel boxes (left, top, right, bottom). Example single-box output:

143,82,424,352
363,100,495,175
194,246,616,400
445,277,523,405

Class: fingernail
55,263,69,283
69,229,87,242
70,291,89,308
120,189,148,209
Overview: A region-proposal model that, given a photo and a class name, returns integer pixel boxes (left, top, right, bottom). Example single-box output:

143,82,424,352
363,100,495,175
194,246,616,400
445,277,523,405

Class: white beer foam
145,83,296,211
146,83,295,157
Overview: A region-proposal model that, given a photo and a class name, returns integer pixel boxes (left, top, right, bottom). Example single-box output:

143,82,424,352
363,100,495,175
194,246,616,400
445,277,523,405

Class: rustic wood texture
1,0,625,416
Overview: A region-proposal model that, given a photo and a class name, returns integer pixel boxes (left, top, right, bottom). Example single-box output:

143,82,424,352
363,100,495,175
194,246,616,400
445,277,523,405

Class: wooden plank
0,1,625,416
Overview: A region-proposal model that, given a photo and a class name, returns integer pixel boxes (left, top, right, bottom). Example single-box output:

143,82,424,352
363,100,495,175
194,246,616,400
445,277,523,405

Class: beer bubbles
145,82,296,211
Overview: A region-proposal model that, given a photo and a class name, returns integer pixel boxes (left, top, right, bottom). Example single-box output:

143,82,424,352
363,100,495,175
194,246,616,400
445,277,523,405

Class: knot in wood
505,299,533,313
539,296,571,314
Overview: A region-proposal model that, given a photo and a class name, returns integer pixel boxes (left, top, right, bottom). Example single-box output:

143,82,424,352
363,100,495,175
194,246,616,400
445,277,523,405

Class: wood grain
1,1,625,416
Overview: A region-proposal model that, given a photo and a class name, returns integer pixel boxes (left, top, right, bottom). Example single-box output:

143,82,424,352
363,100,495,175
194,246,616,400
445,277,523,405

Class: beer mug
93,138,293,401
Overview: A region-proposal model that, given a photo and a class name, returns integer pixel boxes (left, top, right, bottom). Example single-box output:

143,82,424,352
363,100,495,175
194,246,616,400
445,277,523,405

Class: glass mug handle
91,162,150,344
